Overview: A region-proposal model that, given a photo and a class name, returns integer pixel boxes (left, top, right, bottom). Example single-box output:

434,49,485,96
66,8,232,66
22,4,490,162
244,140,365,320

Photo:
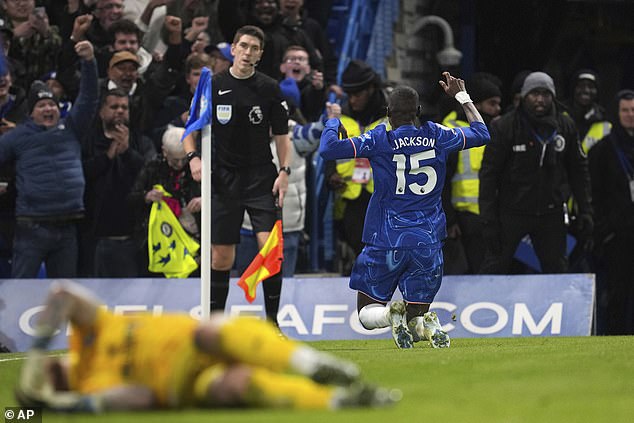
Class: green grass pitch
1,337,633,422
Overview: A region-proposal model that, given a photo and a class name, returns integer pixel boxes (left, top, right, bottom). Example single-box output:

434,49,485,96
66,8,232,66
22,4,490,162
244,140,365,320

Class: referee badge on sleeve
216,105,232,124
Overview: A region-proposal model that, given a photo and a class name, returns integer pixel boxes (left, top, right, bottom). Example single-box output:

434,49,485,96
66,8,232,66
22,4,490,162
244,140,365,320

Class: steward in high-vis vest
441,75,502,274
334,114,390,208
325,60,390,259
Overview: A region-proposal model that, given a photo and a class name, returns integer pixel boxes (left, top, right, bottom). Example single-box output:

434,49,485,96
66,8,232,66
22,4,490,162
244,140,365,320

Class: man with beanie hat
519,71,556,98
27,82,58,114
440,73,502,274
0,41,99,278
325,59,390,272
340,60,379,94
479,71,593,274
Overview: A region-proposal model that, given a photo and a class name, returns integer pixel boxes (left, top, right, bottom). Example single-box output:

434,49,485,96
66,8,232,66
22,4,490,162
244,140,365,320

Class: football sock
405,303,427,323
262,272,282,324
358,303,390,329
210,269,230,312
246,367,335,409
408,316,425,342
218,316,298,372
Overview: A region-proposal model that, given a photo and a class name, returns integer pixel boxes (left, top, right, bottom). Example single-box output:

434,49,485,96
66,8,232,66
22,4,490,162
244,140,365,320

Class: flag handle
200,124,212,320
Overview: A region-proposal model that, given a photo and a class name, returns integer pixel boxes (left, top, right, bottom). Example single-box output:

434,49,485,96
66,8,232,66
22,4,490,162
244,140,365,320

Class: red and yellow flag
237,220,284,303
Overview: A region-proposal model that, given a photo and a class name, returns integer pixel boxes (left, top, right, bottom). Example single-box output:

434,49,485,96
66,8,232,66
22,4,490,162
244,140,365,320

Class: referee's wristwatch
186,151,200,163
279,166,291,176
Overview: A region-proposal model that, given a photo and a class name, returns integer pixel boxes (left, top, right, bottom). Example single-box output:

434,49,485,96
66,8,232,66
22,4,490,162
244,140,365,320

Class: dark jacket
479,106,591,223
129,156,201,242
82,122,156,237
0,85,28,125
0,58,99,218
98,51,181,137
588,125,634,245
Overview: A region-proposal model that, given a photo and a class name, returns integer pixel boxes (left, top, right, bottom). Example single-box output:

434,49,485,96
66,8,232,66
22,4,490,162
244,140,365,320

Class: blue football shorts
349,245,443,304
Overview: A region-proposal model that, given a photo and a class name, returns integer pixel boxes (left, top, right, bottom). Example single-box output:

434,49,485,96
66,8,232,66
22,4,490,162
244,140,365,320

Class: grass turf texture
1,337,633,422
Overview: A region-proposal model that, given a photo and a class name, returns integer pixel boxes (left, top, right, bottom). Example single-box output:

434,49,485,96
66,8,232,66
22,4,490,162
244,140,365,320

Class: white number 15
392,151,437,195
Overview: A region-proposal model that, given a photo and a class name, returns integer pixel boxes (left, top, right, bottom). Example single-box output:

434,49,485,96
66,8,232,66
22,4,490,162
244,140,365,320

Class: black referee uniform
209,68,289,322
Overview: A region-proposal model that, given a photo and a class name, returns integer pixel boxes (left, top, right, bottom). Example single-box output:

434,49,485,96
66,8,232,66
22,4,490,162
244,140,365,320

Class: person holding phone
2,0,62,90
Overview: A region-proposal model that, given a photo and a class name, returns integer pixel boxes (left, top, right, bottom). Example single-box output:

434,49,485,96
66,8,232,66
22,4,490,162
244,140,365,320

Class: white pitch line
0,352,65,363
0,356,26,362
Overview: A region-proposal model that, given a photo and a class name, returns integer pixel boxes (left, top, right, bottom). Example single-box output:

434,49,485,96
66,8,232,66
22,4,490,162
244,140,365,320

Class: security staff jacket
479,108,592,223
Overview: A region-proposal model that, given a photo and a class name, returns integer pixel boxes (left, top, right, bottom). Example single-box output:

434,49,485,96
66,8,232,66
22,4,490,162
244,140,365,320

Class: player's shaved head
388,85,420,127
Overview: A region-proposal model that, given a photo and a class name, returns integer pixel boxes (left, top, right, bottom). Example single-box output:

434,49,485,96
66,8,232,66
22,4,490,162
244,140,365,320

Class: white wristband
455,91,472,104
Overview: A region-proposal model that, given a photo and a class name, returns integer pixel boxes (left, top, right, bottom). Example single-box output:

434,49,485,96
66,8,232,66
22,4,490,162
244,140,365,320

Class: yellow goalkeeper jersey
68,309,217,407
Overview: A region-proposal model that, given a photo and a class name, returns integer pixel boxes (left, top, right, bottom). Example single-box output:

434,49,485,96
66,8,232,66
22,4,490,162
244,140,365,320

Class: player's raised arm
439,71,485,124
439,71,490,148
319,117,356,161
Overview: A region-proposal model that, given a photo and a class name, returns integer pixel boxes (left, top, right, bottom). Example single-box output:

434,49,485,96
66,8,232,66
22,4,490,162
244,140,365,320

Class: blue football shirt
320,119,489,249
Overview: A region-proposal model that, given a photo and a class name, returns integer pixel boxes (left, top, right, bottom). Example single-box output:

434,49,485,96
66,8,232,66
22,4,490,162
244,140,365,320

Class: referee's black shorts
211,163,278,244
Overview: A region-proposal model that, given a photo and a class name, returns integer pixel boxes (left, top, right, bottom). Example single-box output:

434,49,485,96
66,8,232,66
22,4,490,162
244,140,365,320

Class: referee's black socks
210,269,231,312
263,272,282,326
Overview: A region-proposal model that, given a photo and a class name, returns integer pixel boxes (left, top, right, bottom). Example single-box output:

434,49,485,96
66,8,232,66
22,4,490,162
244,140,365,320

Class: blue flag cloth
0,34,7,77
182,66,212,141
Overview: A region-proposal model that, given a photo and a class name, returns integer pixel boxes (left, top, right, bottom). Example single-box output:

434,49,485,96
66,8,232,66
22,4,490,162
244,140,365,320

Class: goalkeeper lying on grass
16,280,400,412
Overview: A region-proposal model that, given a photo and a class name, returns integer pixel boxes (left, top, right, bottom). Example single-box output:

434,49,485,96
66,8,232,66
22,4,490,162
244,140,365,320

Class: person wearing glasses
93,0,124,29
278,44,325,122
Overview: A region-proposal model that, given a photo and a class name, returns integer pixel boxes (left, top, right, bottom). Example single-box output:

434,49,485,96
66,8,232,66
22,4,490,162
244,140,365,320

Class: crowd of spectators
0,1,632,335
0,0,335,280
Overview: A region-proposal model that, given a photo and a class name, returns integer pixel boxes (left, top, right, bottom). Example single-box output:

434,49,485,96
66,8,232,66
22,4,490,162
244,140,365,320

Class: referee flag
237,220,284,303
182,66,212,140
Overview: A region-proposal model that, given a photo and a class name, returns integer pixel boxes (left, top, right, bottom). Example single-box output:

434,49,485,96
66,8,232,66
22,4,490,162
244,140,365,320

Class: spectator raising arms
0,40,99,278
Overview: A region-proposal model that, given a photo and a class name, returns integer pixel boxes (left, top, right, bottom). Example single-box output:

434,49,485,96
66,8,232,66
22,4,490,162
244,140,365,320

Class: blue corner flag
182,67,212,141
